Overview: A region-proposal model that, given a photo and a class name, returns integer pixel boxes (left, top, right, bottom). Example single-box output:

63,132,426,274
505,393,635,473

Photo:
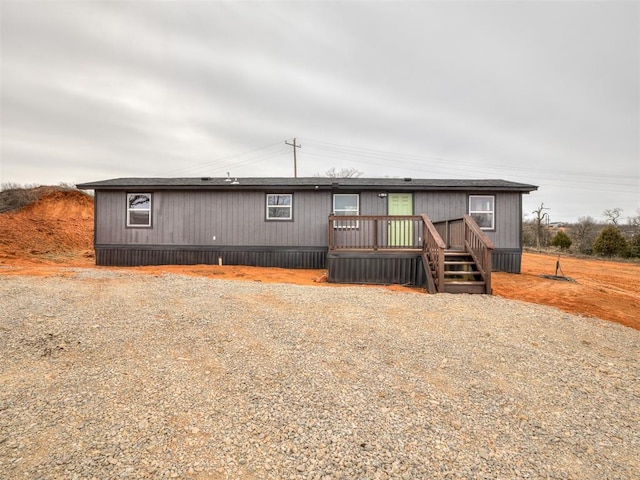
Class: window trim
265,193,293,221
126,193,152,228
332,193,360,229
468,194,495,231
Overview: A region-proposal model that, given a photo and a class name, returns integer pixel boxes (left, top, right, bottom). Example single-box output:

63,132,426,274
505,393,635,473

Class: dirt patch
0,187,94,263
1,187,638,330
493,252,640,330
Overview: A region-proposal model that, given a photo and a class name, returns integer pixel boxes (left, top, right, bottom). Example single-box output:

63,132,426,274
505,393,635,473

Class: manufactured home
77,177,537,294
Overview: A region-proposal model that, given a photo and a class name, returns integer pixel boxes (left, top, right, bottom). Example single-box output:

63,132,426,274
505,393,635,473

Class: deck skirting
94,245,522,276
328,252,426,285
491,248,523,274
95,245,327,269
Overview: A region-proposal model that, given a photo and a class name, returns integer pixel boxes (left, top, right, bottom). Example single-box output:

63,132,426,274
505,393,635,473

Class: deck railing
433,215,495,292
327,214,493,293
328,214,446,292
328,215,425,251
420,214,446,293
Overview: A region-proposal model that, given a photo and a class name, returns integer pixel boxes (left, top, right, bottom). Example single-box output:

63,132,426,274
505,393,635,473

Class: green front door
388,193,413,246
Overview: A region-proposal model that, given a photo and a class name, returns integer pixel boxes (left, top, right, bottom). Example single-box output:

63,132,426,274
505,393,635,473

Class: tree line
523,204,640,259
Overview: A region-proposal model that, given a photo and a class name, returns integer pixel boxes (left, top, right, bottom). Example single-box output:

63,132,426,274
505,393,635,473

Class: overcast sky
1,0,638,222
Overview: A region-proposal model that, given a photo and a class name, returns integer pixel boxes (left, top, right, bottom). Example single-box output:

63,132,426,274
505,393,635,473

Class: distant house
76,177,537,294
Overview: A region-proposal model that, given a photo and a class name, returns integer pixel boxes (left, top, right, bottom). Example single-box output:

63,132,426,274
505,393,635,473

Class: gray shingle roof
76,177,537,192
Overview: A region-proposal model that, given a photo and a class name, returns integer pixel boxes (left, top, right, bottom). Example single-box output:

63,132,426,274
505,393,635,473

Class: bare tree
314,167,363,178
531,203,550,249
628,209,640,230
603,208,623,225
628,209,640,257
570,216,599,254
521,218,537,247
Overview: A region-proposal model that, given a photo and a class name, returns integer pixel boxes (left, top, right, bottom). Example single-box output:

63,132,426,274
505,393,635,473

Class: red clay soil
0,188,94,263
1,188,638,330
493,252,640,330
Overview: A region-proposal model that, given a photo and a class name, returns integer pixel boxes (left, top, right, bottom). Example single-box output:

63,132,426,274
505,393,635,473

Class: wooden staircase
441,250,488,294
423,215,494,295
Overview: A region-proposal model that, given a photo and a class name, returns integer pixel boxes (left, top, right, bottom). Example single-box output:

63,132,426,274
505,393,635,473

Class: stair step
443,281,487,294
426,248,490,294
444,265,479,271
443,280,486,285
445,278,483,283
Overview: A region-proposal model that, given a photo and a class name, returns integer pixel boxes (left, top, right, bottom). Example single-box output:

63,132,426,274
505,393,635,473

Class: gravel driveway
1,269,638,479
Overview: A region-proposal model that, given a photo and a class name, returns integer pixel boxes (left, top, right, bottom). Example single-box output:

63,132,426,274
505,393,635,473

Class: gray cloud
1,1,637,221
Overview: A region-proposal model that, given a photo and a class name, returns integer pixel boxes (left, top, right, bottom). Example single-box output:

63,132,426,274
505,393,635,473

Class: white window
266,194,293,220
469,195,495,230
333,194,359,229
127,193,152,227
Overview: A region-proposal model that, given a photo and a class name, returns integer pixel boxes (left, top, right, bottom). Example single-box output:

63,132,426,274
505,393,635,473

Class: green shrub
592,226,628,257
628,235,640,258
551,230,572,250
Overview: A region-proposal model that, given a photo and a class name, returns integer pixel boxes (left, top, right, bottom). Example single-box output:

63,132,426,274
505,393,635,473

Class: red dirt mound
0,187,94,263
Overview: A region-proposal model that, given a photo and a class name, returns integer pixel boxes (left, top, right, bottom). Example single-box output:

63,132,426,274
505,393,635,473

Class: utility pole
285,138,301,177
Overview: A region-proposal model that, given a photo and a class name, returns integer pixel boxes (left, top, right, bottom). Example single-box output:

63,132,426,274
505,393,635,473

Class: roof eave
76,178,539,193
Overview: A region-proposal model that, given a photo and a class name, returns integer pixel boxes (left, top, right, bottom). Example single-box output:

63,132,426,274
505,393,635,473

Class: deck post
373,219,378,250
445,220,450,248
484,246,492,294
437,248,445,293
328,215,334,250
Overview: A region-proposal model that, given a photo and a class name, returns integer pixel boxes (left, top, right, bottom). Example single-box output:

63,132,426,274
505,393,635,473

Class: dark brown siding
413,191,522,249
95,188,525,253
491,193,522,249
96,190,331,246
414,191,467,222
359,191,387,215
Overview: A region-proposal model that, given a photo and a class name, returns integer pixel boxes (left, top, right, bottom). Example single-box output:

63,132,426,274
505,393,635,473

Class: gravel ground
1,269,638,480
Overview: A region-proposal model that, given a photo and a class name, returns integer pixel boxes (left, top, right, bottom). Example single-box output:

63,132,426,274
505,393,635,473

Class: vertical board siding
96,190,331,246
95,189,525,251
413,191,521,249
359,191,387,215
414,192,467,222
494,192,521,248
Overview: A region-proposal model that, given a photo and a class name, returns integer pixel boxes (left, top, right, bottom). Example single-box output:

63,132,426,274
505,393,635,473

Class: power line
300,137,636,182
152,136,638,195
300,149,637,192
157,142,284,177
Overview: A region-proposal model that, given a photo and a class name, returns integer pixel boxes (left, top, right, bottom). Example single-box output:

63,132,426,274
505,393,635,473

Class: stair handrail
420,214,446,293
462,215,495,293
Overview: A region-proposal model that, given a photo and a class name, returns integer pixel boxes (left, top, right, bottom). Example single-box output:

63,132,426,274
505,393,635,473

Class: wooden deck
328,214,494,294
